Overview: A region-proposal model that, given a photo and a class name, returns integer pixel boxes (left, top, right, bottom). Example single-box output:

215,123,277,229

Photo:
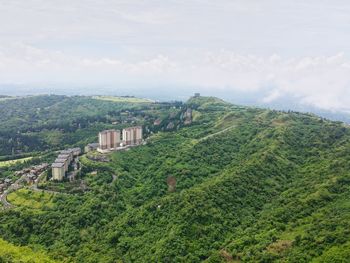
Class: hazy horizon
1,84,350,124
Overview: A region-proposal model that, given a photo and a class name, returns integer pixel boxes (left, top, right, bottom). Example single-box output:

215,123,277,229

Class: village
0,163,49,208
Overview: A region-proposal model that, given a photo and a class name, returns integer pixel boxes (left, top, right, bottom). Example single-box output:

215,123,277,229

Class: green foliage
0,96,349,262
7,189,55,210
0,157,33,167
0,95,157,156
0,238,57,262
312,241,350,263
92,95,153,103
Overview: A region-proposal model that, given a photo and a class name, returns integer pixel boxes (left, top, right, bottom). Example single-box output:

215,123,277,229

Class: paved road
0,177,24,209
30,171,66,195
30,183,63,195
1,167,83,210
30,168,85,195
0,191,12,208
1,170,47,209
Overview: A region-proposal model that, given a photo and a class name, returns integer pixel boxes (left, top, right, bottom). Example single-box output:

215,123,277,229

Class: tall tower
122,126,142,146
99,129,121,150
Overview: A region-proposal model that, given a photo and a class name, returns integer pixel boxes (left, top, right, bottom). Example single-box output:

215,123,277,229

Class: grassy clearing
7,188,55,210
92,95,153,103
0,238,57,262
0,157,33,167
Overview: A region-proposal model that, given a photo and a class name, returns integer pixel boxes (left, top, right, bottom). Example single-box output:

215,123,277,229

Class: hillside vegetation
0,238,57,263
0,96,349,262
0,95,155,156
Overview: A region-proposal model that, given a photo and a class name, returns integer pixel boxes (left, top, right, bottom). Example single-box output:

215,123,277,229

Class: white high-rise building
122,126,142,146
52,163,65,181
98,129,121,150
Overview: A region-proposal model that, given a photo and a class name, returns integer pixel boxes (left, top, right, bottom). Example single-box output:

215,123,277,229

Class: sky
1,0,350,113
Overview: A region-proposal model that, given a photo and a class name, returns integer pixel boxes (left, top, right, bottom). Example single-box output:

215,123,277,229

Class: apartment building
98,129,121,150
52,147,81,181
68,147,81,157
122,126,142,146
55,158,68,172
60,150,73,163
52,162,65,181
58,153,71,163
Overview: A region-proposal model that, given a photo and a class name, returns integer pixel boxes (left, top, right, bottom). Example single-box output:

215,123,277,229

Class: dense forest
0,95,349,262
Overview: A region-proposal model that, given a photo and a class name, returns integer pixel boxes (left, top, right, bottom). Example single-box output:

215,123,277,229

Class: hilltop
0,95,349,262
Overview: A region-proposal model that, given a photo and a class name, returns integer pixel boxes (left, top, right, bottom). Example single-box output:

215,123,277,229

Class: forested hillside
0,96,349,262
0,95,180,158
0,95,157,156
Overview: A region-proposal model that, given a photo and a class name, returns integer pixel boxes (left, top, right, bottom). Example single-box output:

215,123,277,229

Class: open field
92,95,154,103
7,188,55,210
0,157,33,167
0,238,57,263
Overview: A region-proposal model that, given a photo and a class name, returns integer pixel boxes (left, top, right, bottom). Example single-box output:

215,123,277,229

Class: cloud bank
1,44,350,112
1,1,350,112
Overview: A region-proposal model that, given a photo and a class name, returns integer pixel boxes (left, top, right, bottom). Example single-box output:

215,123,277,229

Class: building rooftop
52,163,65,168
61,150,73,154
57,154,70,159
99,129,120,134
55,158,67,163
123,126,142,131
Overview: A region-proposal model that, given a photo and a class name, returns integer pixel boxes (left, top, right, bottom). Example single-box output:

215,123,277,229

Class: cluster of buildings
50,127,142,180
15,163,49,185
14,163,49,177
0,163,49,194
97,126,143,153
51,148,81,181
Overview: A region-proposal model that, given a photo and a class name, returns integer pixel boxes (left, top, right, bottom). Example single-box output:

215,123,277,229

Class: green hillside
0,96,349,262
0,95,154,156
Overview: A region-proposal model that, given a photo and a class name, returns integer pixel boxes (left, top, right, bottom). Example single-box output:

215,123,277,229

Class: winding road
0,176,24,209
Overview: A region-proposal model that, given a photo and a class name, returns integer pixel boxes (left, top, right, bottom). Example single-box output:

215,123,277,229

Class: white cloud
262,89,282,103
1,44,350,111
0,1,350,112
